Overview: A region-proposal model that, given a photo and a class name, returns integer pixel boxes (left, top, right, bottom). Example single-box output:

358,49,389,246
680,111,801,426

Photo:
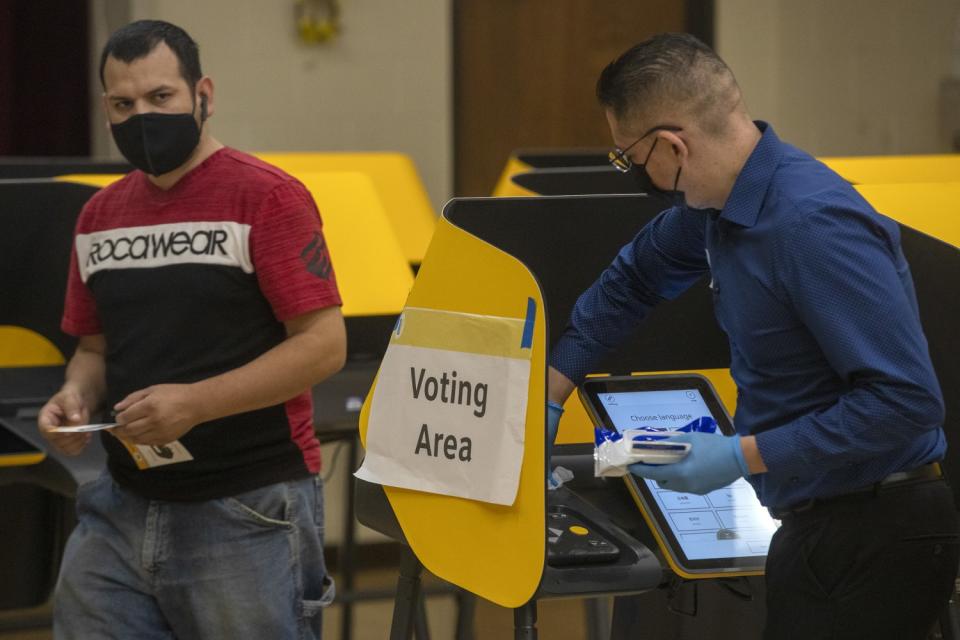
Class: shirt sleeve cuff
61,315,101,337
548,335,603,386
272,293,343,323
755,424,807,478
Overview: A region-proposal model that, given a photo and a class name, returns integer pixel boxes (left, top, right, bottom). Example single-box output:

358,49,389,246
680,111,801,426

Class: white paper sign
355,305,535,506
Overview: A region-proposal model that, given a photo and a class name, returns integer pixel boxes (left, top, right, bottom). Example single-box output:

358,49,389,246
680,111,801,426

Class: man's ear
662,129,688,164
101,93,111,127
196,76,215,121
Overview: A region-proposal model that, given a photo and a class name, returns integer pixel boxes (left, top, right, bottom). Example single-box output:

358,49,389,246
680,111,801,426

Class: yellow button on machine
569,525,589,536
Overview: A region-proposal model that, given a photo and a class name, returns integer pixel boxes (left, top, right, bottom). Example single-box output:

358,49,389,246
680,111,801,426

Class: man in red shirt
38,20,345,638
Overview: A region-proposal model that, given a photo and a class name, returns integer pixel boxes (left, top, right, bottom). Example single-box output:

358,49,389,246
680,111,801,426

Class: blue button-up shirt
550,122,946,509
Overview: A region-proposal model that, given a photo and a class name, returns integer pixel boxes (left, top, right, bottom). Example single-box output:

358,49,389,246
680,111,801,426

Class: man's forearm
64,341,107,412
739,435,768,474
187,328,346,425
547,366,576,405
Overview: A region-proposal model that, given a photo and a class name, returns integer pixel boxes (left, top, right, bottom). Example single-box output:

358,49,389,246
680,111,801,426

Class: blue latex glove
628,432,749,495
546,401,564,485
546,400,564,448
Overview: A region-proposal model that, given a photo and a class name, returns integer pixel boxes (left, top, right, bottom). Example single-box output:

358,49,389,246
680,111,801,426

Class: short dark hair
99,20,202,89
597,33,739,133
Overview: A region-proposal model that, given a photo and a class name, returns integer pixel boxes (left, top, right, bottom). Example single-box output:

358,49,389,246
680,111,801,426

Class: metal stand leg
340,436,359,640
940,574,960,640
455,588,476,640
584,597,611,640
390,547,425,640
414,591,431,640
513,600,538,640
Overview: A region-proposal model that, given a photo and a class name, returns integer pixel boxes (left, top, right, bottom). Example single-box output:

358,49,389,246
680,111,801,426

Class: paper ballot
49,423,117,433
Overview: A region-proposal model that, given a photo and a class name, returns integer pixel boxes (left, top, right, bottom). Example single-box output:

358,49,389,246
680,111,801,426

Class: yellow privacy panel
823,154,960,185
492,156,534,197
0,326,65,367
254,152,436,263
360,216,546,608
56,174,124,189
857,182,960,248
296,172,413,316
557,368,737,444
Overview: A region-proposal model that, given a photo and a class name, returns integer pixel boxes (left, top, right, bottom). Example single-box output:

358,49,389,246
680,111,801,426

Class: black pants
765,478,959,640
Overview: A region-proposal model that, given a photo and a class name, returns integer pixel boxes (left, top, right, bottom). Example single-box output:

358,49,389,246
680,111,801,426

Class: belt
769,463,943,520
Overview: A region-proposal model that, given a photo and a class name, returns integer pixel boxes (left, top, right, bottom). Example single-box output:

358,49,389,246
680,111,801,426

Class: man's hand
628,432,749,495
37,387,94,456
112,384,205,446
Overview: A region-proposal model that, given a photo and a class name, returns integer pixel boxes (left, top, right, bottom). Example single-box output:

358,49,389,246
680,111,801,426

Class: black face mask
110,97,205,176
631,163,685,208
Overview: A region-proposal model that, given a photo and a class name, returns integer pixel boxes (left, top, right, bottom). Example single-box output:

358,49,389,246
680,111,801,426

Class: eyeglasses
608,125,683,173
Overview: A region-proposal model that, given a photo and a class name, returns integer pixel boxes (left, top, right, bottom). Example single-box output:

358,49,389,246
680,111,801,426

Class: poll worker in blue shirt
547,33,958,638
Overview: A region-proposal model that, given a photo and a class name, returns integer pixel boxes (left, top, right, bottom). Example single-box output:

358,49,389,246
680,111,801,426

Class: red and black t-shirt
62,148,342,501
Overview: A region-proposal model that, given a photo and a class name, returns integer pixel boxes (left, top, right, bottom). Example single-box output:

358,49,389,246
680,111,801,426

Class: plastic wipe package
594,416,718,478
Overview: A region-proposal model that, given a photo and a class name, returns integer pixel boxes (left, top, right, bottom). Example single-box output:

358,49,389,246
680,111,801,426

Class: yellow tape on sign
359,303,534,505
392,307,532,360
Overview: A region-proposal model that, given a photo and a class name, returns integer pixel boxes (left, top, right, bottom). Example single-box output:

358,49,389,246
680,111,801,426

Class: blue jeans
54,473,335,639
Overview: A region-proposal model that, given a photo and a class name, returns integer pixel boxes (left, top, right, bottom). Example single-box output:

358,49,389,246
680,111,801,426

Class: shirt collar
718,121,783,228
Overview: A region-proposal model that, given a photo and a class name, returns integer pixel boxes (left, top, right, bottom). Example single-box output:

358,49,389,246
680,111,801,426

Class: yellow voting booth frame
856,182,960,247
254,152,436,265
824,154,960,185
355,197,669,640
493,148,960,199
492,155,535,197
0,327,65,369
358,215,548,608
57,150,436,267
0,327,56,467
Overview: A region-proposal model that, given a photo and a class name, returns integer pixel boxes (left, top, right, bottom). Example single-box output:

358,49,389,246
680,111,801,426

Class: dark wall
0,1,90,156
0,181,97,358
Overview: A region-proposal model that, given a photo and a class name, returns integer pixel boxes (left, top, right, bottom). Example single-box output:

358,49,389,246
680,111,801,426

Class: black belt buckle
771,498,816,520
877,462,942,488
770,463,943,520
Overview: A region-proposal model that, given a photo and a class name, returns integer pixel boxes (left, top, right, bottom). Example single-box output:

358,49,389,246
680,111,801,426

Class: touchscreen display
597,388,778,561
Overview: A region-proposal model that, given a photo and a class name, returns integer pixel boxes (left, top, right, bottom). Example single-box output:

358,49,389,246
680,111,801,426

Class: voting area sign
356,304,535,505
